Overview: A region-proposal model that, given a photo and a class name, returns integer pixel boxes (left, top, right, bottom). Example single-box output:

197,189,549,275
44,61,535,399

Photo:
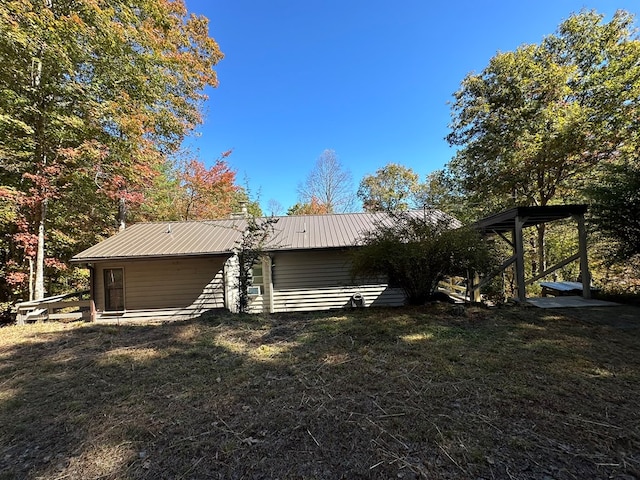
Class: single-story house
71,210,454,320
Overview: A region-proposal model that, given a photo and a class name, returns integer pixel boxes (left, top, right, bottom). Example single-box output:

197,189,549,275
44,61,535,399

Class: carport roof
472,204,588,234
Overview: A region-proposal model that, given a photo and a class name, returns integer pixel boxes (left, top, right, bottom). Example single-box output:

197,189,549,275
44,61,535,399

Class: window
247,285,262,295
249,263,263,296
104,268,125,311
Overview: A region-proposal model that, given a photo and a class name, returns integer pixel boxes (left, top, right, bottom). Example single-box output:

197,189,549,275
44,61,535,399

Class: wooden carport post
513,215,527,302
574,213,591,299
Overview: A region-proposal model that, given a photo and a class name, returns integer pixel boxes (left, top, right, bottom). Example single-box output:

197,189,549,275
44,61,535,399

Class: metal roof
72,209,457,262
71,218,244,262
472,205,588,234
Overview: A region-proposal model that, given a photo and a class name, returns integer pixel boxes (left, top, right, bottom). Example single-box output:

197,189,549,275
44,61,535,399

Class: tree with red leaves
286,197,331,215
179,151,240,221
0,0,222,301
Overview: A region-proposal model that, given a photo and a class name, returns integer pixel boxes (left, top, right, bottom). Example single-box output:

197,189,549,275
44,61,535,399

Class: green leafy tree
446,10,640,274
413,170,471,221
350,211,493,305
0,0,222,301
588,160,640,261
357,163,420,212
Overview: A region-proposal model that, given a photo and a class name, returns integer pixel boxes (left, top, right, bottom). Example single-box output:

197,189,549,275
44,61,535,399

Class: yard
0,304,639,479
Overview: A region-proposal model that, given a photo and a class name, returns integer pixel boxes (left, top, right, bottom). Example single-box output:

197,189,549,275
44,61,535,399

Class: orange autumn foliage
179,155,239,220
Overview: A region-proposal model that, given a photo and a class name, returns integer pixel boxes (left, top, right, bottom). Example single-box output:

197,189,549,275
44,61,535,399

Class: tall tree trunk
28,257,34,301
34,199,47,300
118,197,126,231
32,46,47,300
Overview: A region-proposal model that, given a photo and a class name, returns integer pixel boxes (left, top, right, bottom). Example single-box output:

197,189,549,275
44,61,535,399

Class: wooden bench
539,281,599,297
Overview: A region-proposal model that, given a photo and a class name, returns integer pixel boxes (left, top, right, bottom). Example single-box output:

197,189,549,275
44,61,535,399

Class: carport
469,205,591,303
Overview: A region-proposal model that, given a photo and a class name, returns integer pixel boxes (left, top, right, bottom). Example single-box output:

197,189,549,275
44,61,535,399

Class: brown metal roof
71,219,244,262
472,205,588,234
72,210,457,262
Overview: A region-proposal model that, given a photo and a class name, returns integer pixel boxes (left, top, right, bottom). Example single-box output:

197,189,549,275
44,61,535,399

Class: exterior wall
270,250,405,313
223,255,271,314
224,255,240,313
93,256,227,319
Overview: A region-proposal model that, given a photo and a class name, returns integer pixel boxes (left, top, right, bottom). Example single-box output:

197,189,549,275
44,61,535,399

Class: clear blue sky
183,0,639,214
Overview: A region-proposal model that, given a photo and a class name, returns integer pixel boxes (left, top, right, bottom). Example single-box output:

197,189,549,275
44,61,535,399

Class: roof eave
70,251,234,264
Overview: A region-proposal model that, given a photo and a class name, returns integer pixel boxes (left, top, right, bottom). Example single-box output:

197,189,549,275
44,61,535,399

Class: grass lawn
1,304,639,479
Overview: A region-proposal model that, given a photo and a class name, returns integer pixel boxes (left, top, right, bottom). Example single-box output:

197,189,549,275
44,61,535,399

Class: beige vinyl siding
94,256,226,318
271,250,405,312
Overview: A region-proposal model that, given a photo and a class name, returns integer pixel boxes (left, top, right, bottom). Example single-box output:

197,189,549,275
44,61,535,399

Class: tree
446,10,640,274
177,151,238,221
266,199,284,217
357,163,420,212
286,197,330,215
350,211,493,305
588,160,640,261
297,149,355,213
412,170,470,221
0,0,222,300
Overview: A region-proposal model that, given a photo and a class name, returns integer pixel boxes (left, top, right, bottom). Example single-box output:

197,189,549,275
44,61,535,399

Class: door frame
103,267,125,312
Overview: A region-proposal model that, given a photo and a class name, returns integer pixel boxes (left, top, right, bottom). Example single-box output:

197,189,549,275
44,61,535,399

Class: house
71,210,453,320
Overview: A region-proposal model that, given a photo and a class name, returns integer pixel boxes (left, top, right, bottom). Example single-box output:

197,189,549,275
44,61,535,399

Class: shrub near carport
350,210,494,305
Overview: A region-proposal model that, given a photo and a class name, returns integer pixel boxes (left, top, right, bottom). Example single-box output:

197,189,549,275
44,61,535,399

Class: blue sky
184,0,640,214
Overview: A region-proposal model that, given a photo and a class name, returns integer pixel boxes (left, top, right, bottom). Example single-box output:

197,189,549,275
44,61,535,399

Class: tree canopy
286,197,330,216
446,10,640,215
445,9,640,274
588,160,640,261
357,163,420,212
0,0,223,302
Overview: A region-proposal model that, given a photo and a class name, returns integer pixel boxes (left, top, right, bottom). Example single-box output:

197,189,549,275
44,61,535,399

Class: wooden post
514,215,527,302
472,272,481,302
574,213,591,299
266,255,275,314
466,270,474,303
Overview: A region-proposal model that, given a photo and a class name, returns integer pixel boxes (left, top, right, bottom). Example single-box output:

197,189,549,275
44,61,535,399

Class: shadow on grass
0,304,639,479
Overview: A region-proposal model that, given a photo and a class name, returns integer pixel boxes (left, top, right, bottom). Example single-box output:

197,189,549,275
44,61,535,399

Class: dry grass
1,304,639,479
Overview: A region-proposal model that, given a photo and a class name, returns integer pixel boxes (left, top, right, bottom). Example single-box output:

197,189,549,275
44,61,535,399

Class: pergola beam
525,253,580,286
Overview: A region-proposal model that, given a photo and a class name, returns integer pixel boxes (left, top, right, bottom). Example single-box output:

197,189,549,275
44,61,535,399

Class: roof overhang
472,204,588,235
70,251,234,264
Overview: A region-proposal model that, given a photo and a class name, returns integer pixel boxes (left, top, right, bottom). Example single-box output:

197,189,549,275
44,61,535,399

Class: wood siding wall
94,256,226,319
270,250,405,313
